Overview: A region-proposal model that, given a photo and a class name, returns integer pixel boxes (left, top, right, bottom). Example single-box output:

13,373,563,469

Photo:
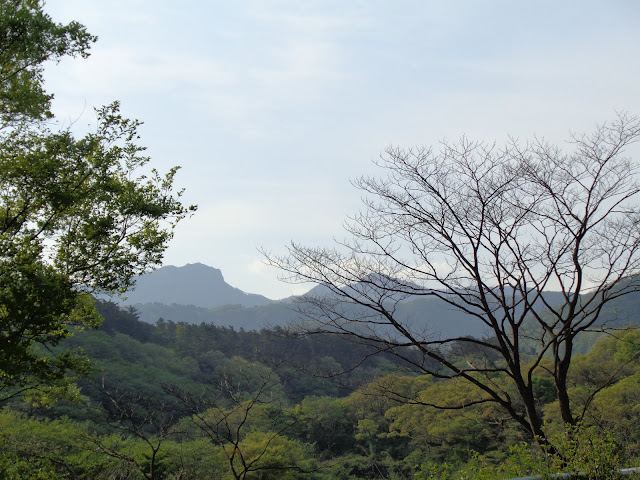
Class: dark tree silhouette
266,114,640,450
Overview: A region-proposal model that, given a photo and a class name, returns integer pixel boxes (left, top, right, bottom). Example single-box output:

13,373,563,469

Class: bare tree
167,362,312,480
90,380,180,480
265,114,640,450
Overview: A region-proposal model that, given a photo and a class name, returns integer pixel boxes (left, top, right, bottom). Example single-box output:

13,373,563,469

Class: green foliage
96,300,155,342
0,0,95,125
383,377,514,464
161,438,227,480
613,329,640,363
413,424,627,480
467,424,626,480
222,431,316,480
532,376,557,405
0,407,224,479
1,302,638,479
0,245,100,400
545,329,640,433
0,0,195,400
541,424,625,480
582,373,640,458
0,408,116,479
291,396,355,456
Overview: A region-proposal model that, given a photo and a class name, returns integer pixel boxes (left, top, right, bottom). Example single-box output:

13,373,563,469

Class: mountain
121,264,640,346
122,263,272,308
123,268,493,336
129,296,489,338
131,301,299,330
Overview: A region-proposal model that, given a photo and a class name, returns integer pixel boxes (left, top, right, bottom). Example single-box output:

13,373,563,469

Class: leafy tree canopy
0,0,196,402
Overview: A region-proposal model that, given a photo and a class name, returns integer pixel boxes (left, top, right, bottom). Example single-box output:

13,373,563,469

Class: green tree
384,376,514,464
0,0,95,126
221,431,316,480
290,396,355,456
0,0,195,401
0,408,117,479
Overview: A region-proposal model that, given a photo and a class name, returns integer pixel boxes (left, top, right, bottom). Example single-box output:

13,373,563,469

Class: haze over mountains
122,263,273,308
118,263,489,337
119,263,296,330
119,263,640,345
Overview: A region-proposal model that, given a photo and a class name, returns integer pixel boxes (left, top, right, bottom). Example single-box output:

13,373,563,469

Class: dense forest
1,300,639,479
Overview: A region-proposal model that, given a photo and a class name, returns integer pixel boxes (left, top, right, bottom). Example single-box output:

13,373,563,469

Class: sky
43,1,640,299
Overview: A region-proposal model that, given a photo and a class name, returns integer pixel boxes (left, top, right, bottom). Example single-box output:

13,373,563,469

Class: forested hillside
1,301,639,479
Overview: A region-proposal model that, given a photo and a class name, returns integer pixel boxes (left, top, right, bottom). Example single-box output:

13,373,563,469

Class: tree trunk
556,342,576,426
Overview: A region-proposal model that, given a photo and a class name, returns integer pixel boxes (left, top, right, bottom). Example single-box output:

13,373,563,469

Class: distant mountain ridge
122,263,272,308
121,264,640,351
121,264,491,337
124,264,495,337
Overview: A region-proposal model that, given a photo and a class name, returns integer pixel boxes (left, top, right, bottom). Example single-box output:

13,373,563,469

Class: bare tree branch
264,113,640,452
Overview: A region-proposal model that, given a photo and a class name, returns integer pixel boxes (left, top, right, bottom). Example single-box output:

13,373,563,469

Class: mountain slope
122,264,640,346
122,263,272,308
132,301,299,330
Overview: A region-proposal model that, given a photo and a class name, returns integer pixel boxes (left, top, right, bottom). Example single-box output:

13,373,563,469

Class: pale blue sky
44,1,640,299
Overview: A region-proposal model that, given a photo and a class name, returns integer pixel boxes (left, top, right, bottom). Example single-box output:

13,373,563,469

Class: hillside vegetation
1,301,639,479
